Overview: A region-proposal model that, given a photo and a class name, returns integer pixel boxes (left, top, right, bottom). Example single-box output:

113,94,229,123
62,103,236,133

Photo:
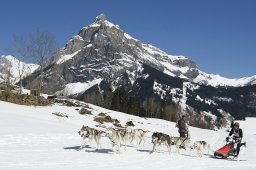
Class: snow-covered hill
0,100,255,170
0,55,39,84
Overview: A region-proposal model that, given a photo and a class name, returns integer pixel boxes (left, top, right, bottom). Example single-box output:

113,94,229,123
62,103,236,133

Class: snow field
0,101,256,170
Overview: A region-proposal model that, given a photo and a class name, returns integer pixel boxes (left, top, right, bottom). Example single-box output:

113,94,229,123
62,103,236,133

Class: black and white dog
193,141,211,157
78,125,105,151
151,132,171,153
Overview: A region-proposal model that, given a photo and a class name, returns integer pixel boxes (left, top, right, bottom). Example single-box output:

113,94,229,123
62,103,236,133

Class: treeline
80,87,180,123
80,87,219,129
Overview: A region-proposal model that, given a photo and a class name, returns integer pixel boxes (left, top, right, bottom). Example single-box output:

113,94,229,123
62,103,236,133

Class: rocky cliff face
22,14,256,129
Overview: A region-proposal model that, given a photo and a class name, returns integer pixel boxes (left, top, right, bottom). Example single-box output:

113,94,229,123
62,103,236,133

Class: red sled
214,142,235,159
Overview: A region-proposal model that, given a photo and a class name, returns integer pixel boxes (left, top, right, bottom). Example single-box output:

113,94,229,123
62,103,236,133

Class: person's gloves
226,137,230,142
235,138,242,143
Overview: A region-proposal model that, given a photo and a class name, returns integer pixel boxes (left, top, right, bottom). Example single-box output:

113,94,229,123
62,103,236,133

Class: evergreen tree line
81,87,180,123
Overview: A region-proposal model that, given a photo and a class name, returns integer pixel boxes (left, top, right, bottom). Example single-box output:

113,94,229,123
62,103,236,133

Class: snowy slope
0,100,255,170
0,55,39,84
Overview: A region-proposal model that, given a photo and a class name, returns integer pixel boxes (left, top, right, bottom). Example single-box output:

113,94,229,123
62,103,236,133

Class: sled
213,137,247,161
214,142,235,159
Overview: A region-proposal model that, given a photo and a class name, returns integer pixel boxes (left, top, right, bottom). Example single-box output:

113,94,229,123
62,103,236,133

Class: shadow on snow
63,145,113,154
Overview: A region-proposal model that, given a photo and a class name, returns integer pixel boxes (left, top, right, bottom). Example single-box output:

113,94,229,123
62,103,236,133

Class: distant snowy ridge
193,70,256,87
0,55,39,84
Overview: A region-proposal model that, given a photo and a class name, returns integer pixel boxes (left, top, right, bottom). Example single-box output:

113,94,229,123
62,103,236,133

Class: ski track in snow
0,101,256,170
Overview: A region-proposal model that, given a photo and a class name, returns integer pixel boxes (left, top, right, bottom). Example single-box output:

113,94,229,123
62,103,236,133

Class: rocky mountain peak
95,13,107,23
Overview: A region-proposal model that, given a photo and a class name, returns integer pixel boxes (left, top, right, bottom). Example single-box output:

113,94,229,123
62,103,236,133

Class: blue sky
0,0,255,78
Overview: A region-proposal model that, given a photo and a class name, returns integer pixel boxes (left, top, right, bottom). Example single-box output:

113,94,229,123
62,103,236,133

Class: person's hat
234,122,240,127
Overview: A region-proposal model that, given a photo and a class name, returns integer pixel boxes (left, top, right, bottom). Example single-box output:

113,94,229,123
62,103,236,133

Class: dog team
78,125,211,157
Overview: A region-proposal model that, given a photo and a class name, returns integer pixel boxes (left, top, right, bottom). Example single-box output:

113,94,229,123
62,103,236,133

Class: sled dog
170,136,191,153
193,141,211,157
78,125,104,150
105,128,123,153
126,126,147,146
151,132,171,153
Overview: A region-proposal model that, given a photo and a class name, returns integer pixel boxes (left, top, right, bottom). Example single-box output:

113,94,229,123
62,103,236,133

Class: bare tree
28,28,57,95
2,62,12,100
10,35,30,94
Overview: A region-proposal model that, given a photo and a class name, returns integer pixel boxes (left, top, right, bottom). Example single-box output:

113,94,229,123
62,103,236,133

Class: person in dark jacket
230,121,234,129
227,122,246,157
176,115,188,137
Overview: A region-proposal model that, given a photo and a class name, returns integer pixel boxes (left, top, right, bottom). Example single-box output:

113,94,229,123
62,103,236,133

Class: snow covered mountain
0,55,39,84
49,14,256,88
22,14,256,128
23,14,256,91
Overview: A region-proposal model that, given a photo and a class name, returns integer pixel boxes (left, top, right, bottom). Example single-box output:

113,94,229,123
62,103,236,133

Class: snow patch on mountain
137,50,159,64
196,95,204,102
215,97,233,102
71,35,84,41
142,44,168,57
201,110,217,121
186,82,200,91
56,50,81,64
153,81,168,99
204,98,217,106
179,82,189,111
104,20,117,28
124,33,138,41
55,78,103,96
159,61,189,78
